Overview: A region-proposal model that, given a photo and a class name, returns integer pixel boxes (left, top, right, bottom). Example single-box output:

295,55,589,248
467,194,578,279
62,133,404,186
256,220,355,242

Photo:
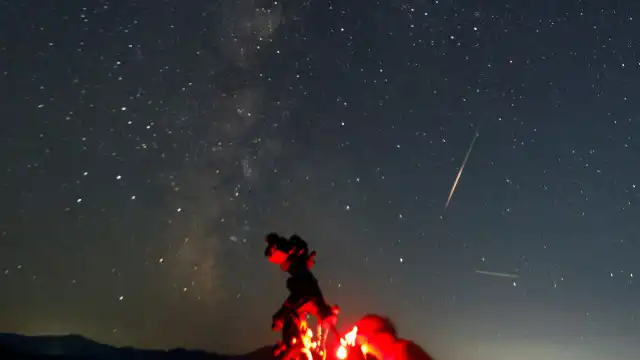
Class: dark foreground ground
0,333,275,360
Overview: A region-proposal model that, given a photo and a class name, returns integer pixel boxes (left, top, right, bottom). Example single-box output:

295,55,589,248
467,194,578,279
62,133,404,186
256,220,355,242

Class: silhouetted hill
0,333,275,360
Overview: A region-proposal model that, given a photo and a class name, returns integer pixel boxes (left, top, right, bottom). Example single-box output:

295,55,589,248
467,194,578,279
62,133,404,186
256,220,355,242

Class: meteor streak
444,130,479,211
475,270,519,279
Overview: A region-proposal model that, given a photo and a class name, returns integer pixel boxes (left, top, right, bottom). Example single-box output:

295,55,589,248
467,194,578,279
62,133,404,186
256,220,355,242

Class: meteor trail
444,130,479,211
475,270,519,279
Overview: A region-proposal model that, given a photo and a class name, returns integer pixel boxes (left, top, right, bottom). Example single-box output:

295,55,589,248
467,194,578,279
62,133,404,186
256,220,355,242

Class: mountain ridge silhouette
0,332,276,360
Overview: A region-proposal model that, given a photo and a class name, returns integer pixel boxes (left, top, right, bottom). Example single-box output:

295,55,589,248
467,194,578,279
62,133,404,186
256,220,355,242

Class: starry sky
1,0,640,359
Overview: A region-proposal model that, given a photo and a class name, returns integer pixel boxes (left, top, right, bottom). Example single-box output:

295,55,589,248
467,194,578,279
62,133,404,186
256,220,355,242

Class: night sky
1,1,640,359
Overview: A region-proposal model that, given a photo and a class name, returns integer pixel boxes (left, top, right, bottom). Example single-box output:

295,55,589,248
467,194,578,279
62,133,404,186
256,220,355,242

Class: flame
336,347,348,359
295,319,324,360
336,326,359,360
292,320,363,360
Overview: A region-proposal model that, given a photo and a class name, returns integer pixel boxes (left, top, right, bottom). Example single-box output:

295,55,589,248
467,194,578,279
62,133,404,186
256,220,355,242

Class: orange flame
336,326,359,360
294,319,324,360
293,320,364,360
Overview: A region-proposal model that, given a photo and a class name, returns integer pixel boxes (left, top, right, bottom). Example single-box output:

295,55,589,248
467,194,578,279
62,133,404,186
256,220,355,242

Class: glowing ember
288,320,363,360
293,319,325,360
336,347,348,359
336,326,359,360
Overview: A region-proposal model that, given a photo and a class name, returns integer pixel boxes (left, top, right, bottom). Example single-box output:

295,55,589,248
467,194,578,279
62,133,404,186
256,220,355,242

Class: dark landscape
0,333,274,360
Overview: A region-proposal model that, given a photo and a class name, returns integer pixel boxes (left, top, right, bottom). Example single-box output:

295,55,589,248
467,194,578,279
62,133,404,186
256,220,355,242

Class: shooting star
475,270,519,279
444,130,479,211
